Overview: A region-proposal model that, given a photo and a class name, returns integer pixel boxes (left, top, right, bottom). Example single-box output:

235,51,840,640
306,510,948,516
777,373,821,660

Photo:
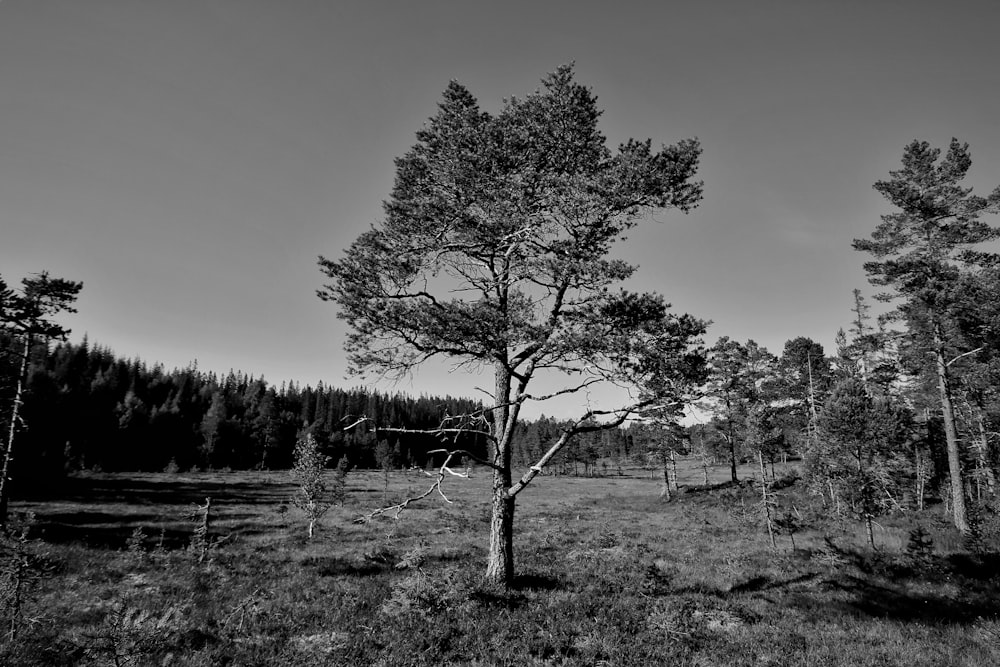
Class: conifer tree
853,139,1000,532
319,65,706,587
0,272,82,527
814,378,912,548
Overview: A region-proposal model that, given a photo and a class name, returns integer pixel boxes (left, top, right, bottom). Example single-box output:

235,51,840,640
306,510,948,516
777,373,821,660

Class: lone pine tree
319,65,706,587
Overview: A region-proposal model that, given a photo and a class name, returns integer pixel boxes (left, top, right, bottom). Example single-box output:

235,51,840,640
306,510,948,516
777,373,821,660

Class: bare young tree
319,66,706,587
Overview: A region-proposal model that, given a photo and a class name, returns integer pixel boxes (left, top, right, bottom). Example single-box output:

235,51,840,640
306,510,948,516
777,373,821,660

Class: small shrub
380,567,467,619
125,527,147,565
81,595,186,666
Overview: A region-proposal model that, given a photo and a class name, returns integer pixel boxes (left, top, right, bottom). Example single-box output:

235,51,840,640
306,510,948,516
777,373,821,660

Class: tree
778,337,831,452
319,65,706,587
374,438,397,504
701,338,778,482
648,407,689,501
291,433,330,539
814,378,912,548
0,272,83,527
199,391,227,470
853,139,1000,532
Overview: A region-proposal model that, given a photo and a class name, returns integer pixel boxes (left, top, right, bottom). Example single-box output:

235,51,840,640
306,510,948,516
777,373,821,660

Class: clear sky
2,1,999,418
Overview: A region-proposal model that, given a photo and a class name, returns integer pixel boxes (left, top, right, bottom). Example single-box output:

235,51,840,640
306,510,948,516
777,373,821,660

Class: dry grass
2,461,998,666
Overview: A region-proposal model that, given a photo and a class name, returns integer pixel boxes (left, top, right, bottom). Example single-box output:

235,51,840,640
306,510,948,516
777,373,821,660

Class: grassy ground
2,460,998,666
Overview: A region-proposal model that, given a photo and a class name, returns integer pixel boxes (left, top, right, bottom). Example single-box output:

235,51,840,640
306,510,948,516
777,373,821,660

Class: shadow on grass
728,572,819,594
674,542,1000,626
313,556,388,577
17,474,296,506
512,572,562,591
819,573,1000,623
31,519,194,549
464,572,563,609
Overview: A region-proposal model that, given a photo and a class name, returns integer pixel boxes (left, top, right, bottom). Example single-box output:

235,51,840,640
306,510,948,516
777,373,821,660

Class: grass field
2,460,998,666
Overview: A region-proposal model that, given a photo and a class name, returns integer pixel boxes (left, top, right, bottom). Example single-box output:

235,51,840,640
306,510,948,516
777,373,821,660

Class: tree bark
659,448,672,501
933,322,969,532
485,475,515,586
485,362,515,588
728,435,738,483
758,450,776,549
669,449,678,492
975,409,996,497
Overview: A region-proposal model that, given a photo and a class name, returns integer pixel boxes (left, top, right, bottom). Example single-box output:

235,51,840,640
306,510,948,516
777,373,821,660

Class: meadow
2,460,998,666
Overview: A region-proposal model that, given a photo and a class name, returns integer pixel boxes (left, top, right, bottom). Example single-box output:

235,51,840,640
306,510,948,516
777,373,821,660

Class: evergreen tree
853,138,1000,532
813,378,912,548
0,272,82,527
319,65,706,587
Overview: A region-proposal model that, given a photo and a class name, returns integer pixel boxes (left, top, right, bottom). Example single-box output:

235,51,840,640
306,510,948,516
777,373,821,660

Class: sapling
757,450,778,550
186,497,213,563
292,434,330,539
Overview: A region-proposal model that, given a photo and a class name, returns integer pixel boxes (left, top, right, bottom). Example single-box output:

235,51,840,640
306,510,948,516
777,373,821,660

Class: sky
2,0,999,419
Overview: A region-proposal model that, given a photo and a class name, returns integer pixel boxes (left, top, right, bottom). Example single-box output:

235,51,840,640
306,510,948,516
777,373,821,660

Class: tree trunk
485,465,515,587
485,362,515,588
726,398,738,483
914,445,927,511
758,450,776,549
669,449,678,491
728,437,738,483
975,410,996,497
933,323,969,532
857,446,876,550
659,449,672,501
865,511,876,550
0,336,31,528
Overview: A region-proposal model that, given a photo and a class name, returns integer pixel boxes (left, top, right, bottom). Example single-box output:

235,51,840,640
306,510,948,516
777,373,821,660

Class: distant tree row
0,335,496,481
0,333,665,489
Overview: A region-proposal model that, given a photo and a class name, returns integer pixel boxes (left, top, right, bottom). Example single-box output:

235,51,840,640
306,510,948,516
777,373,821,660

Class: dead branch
946,347,984,367
341,414,497,447
506,398,656,499
516,378,604,403
358,450,471,522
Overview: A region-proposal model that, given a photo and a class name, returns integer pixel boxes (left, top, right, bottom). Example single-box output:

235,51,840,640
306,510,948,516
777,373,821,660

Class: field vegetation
3,461,998,666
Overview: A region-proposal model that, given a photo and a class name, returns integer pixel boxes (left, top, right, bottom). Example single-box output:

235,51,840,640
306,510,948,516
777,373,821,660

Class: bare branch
946,346,984,367
359,450,471,521
506,397,664,499
516,377,604,403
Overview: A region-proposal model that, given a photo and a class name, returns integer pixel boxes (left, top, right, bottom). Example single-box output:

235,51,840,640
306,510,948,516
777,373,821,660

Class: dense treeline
0,336,494,481
0,336,661,488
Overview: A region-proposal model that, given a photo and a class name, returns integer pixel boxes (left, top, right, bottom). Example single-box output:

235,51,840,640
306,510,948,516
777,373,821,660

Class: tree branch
946,347,984,368
506,398,664,499
358,449,472,521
